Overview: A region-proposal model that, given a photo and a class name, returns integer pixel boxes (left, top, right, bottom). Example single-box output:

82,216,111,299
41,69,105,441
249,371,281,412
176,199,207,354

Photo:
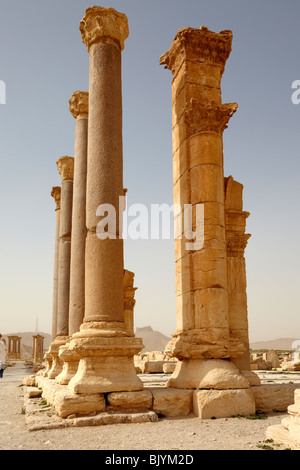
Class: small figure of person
0,334,7,378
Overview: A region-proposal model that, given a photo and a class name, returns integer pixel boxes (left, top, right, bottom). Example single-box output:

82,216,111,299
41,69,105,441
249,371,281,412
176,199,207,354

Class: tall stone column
55,92,89,385
48,156,74,379
224,177,260,386
50,186,61,340
68,6,143,394
68,91,89,336
160,27,255,415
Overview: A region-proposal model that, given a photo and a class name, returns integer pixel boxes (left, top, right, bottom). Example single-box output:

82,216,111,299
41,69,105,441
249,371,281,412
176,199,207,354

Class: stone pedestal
48,156,74,379
160,26,255,415
67,6,143,395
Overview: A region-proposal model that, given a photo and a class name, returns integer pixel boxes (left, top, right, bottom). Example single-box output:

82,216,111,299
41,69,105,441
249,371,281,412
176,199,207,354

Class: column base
67,322,144,394
193,388,255,419
42,350,53,377
167,358,250,389
47,336,69,379
55,344,80,385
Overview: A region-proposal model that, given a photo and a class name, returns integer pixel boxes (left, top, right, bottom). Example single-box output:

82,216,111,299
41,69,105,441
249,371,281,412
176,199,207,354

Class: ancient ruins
7,336,21,360
20,6,300,444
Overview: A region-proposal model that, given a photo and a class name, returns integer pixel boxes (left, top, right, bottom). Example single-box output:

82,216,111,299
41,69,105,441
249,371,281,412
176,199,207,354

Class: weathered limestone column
68,91,89,335
33,335,44,364
225,177,251,369
68,6,143,394
123,270,137,334
48,156,74,379
224,176,260,386
161,27,255,417
50,186,61,340
56,92,88,385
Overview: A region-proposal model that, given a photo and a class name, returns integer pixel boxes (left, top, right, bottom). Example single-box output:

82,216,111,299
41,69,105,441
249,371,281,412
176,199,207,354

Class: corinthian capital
79,6,129,52
69,91,89,119
160,26,233,77
56,156,74,181
51,186,61,210
184,99,238,136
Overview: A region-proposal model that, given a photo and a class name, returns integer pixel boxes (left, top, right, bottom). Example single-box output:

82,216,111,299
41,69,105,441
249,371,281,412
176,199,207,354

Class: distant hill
250,337,300,351
135,326,171,352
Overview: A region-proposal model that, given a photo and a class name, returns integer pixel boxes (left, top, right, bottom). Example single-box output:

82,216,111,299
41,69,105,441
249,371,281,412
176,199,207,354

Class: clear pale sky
0,0,299,343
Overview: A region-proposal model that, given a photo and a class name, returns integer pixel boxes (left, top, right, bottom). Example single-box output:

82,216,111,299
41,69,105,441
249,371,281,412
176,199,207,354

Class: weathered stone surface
53,389,105,418
167,359,250,389
28,388,42,399
143,361,167,374
150,387,193,417
72,411,158,427
107,390,153,410
22,375,36,387
193,389,255,419
251,384,300,413
163,362,177,374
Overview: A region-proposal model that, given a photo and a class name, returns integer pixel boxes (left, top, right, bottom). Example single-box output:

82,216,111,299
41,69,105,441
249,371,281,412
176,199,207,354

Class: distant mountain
135,326,171,353
250,337,300,351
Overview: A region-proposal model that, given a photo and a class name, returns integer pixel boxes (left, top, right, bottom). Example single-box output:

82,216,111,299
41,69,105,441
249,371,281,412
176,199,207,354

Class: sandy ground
0,364,294,451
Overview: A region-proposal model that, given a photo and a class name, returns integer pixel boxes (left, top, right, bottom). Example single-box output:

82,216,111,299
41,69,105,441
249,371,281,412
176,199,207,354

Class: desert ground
0,363,298,451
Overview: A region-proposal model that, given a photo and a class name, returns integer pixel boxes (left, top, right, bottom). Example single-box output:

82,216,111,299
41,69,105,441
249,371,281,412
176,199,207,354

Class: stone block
163,362,177,374
151,387,193,417
53,388,106,418
143,361,166,374
107,390,153,410
193,388,255,419
251,384,300,413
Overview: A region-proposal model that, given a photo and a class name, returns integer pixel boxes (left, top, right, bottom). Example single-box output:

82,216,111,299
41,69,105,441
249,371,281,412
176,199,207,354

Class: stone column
33,335,44,364
68,91,89,336
48,156,74,379
160,27,255,417
123,270,137,334
68,6,143,394
224,176,260,386
50,186,61,340
55,93,88,385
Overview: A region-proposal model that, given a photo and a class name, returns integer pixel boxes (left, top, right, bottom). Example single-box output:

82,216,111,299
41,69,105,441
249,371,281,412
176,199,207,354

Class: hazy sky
0,0,299,342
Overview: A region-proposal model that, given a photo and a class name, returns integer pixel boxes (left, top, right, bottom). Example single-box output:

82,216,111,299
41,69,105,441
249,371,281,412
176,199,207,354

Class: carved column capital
227,232,251,258
184,99,238,136
56,156,74,181
51,186,61,210
69,91,89,119
160,26,233,77
79,6,129,52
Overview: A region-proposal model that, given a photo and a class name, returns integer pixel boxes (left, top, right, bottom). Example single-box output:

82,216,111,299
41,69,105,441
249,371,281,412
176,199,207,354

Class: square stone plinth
193,389,255,419
150,387,193,417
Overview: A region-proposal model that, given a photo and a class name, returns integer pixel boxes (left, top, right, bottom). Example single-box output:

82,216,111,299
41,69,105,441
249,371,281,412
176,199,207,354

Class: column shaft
69,94,88,335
